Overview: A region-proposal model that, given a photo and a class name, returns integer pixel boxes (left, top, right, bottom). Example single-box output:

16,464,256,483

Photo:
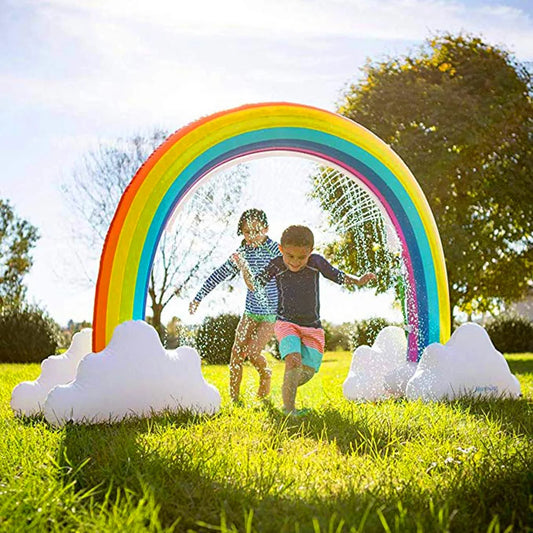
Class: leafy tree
318,33,533,320
63,131,249,340
0,199,39,309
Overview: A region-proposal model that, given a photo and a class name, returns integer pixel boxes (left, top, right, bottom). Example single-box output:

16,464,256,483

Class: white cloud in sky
35,0,533,43
3,0,532,124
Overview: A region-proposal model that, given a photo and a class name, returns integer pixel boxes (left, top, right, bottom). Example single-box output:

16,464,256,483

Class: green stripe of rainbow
93,102,450,360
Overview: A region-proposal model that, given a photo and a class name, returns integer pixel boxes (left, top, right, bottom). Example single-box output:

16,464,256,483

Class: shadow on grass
506,357,533,375
259,401,416,458
55,408,532,533
56,415,380,532
448,396,533,437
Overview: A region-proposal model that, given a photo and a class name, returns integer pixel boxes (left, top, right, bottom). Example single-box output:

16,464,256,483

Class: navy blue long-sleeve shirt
255,254,346,328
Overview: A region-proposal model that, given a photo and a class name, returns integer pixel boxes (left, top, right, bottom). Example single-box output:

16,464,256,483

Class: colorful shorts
274,321,325,372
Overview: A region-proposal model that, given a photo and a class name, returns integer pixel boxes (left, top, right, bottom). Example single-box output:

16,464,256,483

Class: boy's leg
283,327,324,407
229,316,254,402
246,320,275,398
299,327,325,379
282,352,303,413
274,321,304,412
298,365,315,386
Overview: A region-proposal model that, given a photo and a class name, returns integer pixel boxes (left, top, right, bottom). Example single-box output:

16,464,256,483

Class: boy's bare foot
257,368,272,398
282,407,311,417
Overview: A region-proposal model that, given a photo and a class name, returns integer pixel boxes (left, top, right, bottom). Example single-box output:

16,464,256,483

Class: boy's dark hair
237,209,268,235
280,225,314,249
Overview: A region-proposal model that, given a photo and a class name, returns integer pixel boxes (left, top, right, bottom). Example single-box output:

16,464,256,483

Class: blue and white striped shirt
193,237,280,315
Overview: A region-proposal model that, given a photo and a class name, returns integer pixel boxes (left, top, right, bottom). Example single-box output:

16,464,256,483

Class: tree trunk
151,302,165,344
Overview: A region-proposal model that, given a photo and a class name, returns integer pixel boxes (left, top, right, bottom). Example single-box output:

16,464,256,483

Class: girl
188,209,279,402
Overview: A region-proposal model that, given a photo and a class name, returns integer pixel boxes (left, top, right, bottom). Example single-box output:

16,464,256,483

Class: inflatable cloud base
12,321,221,426
345,323,521,403
11,328,92,416
406,322,521,401
343,326,409,402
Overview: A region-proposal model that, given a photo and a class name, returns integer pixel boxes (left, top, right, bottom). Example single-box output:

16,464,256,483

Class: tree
63,131,249,340
0,199,39,309
317,33,533,320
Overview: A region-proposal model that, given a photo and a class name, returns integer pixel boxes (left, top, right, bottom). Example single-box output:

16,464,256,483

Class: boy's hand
359,272,376,286
189,300,199,314
231,252,245,269
346,272,376,287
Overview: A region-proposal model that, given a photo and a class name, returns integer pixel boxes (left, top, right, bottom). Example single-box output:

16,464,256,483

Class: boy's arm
231,253,274,291
343,272,377,287
314,255,376,287
231,252,255,291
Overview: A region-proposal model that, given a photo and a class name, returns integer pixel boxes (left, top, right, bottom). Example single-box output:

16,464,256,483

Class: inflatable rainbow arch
93,102,450,361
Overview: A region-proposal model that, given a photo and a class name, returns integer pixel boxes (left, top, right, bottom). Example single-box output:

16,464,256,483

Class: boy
233,225,376,415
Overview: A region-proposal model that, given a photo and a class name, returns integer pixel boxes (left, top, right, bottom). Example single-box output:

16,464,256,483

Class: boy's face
279,244,313,272
241,220,268,247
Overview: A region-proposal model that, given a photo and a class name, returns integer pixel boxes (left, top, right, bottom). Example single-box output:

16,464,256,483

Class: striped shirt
193,237,280,315
255,254,346,328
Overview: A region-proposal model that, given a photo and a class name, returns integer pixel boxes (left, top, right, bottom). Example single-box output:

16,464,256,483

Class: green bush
351,317,392,349
323,321,353,351
265,336,281,359
195,313,240,364
485,314,533,353
0,304,62,363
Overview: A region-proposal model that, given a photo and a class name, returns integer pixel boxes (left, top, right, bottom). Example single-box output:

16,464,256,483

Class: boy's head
237,209,269,247
279,225,314,272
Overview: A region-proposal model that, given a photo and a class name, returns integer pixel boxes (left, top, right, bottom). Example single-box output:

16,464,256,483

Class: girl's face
241,220,268,247
279,244,313,272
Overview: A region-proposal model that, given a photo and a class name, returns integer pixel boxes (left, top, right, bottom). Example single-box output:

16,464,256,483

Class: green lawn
0,352,531,532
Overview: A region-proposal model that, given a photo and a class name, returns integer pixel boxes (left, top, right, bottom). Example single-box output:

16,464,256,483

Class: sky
1,0,532,328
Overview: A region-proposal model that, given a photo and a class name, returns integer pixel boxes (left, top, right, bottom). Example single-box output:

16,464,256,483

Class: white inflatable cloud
343,326,408,401
11,329,92,416
406,322,521,401
41,320,221,426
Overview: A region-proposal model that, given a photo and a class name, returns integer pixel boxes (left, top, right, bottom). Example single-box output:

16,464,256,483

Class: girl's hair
280,225,314,248
237,209,268,235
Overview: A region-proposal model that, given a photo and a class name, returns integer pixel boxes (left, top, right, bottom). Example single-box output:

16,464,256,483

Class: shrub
485,314,533,353
195,313,240,364
323,321,353,351
0,304,62,363
351,317,392,348
165,323,197,350
265,336,281,359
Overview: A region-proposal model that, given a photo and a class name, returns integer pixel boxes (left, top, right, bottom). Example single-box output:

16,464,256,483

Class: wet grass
0,352,531,532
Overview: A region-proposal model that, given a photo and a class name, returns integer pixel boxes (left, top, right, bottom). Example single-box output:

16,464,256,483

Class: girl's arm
186,259,239,313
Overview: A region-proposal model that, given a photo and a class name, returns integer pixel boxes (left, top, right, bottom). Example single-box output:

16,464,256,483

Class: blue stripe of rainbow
135,130,433,360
